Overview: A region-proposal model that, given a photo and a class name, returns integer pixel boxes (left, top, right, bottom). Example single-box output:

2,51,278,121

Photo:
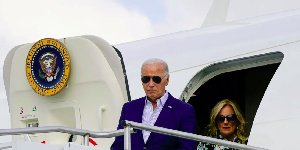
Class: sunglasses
141,75,167,84
215,114,237,123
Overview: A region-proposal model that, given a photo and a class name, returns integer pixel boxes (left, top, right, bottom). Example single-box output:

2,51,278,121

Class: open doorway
182,52,284,136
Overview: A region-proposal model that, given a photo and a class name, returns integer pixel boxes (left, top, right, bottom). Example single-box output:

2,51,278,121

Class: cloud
152,0,214,36
116,0,166,23
154,0,300,37
228,0,300,21
0,0,153,43
0,0,153,67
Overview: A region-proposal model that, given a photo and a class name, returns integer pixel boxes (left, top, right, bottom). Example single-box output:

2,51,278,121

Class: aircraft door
3,35,130,149
180,52,283,139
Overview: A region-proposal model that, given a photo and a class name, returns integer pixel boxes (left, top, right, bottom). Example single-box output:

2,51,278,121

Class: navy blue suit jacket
111,93,197,150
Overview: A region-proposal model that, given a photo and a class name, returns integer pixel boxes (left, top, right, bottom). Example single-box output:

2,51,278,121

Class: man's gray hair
141,58,169,77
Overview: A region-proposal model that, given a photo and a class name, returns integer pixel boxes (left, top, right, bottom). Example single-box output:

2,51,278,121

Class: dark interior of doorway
188,63,280,137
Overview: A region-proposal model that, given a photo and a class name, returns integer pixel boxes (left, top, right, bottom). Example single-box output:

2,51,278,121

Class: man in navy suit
111,58,197,150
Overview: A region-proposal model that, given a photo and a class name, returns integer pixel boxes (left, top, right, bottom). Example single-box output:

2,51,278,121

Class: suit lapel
136,98,146,143
153,94,175,127
146,93,175,144
136,98,145,123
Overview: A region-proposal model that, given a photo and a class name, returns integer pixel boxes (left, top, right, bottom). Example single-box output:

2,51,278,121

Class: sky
1,0,300,143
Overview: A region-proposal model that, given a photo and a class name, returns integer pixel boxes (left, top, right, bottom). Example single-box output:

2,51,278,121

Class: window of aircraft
182,52,284,138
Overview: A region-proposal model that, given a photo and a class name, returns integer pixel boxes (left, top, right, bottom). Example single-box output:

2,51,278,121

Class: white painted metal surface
3,7,300,150
3,36,128,149
114,9,300,149
115,8,300,100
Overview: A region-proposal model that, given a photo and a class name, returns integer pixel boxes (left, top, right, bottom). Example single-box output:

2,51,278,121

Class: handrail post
23,134,31,141
83,134,90,146
124,124,131,150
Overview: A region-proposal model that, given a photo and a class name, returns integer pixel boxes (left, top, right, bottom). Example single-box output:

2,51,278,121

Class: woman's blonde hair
207,99,248,143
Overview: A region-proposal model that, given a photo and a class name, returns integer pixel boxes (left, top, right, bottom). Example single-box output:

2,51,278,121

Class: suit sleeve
110,103,127,150
176,104,197,150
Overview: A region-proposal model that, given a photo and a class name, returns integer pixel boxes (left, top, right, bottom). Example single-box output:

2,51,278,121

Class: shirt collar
145,90,169,107
218,133,238,142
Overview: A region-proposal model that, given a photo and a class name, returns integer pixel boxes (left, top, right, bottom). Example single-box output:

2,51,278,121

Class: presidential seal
26,38,70,96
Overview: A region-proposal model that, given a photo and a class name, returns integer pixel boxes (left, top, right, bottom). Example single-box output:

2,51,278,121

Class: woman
197,99,248,150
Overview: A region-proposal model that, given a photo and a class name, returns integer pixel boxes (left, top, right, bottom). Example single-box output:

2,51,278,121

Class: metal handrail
122,120,268,150
0,126,135,146
0,122,268,150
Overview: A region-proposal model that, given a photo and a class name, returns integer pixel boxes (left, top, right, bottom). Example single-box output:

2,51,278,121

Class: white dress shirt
142,91,169,143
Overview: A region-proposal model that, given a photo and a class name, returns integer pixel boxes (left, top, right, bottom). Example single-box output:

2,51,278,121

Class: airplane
2,2,300,150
